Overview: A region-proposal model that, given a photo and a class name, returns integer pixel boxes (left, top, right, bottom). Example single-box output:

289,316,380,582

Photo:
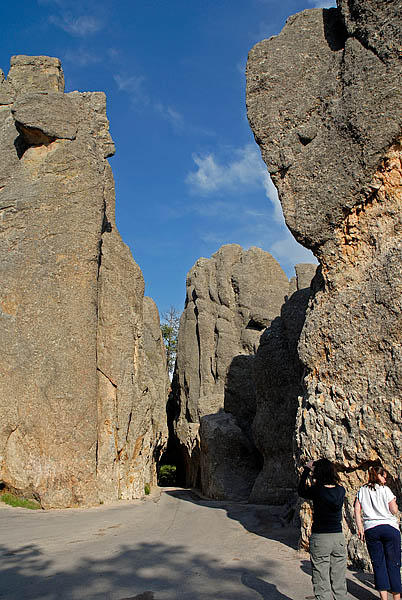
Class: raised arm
298,461,315,500
354,498,365,541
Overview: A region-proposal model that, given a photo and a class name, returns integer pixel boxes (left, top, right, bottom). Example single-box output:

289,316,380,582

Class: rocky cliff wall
0,56,168,508
246,0,401,563
250,263,317,505
172,243,316,501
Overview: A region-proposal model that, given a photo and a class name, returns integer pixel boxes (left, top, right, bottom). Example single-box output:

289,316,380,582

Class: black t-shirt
298,467,345,533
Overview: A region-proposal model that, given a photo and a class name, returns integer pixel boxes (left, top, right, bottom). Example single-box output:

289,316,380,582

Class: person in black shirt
298,458,348,600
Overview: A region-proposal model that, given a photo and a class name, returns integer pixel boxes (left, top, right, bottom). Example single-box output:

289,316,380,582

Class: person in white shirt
354,465,401,600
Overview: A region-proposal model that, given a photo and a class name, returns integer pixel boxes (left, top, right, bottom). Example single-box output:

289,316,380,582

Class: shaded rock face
199,263,317,503
199,411,261,502
247,0,401,563
250,264,317,505
0,56,168,508
172,244,292,498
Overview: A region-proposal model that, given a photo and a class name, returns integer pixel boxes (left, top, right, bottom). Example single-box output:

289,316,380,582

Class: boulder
199,411,261,501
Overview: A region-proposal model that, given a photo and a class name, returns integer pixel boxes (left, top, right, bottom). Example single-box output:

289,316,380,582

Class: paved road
0,488,376,600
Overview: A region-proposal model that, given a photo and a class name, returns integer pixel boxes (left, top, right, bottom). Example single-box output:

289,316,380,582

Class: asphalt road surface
0,488,377,600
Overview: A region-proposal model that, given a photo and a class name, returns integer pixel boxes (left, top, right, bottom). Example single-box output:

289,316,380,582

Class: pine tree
161,306,180,378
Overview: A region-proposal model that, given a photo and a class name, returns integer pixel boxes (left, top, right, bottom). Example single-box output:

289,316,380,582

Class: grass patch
144,483,151,495
158,464,177,486
0,492,41,510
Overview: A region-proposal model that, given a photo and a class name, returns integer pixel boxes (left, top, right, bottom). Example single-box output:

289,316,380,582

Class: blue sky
1,0,334,314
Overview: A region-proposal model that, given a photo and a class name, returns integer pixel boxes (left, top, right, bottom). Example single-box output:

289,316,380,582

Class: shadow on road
299,559,377,600
165,491,378,600
241,573,293,599
165,489,300,550
0,540,291,600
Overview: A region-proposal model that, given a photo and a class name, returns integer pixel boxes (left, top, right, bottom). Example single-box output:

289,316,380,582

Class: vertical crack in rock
96,368,117,389
125,410,133,443
95,168,110,482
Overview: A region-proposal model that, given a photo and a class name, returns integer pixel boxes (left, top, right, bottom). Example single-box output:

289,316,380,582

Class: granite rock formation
199,263,317,503
250,263,317,505
172,243,304,499
0,56,168,508
247,0,401,563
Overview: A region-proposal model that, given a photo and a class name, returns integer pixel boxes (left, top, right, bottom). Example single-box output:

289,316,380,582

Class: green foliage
161,323,178,369
158,464,177,486
144,483,151,495
0,492,41,510
161,306,181,377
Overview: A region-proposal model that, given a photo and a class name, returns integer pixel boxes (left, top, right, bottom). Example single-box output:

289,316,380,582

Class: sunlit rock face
172,243,292,498
0,56,168,508
247,0,401,564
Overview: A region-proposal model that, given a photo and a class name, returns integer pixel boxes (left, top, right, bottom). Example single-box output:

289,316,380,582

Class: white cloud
63,48,100,66
186,144,283,223
49,13,103,36
184,143,318,272
187,154,222,193
155,103,185,131
114,74,150,106
186,144,261,192
114,74,191,133
270,232,318,268
307,0,336,7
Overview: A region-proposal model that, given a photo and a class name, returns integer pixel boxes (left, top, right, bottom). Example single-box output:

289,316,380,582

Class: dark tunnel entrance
157,386,186,487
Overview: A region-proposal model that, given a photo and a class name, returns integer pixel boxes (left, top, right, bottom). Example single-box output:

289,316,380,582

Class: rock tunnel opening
157,386,187,488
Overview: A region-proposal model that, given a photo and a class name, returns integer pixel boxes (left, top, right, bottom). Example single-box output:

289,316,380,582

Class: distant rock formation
0,56,168,508
172,243,316,501
247,0,401,564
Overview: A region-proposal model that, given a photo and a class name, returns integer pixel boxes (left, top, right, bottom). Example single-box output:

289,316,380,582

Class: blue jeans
365,524,401,593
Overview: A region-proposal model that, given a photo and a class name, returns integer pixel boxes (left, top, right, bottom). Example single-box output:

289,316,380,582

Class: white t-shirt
357,484,399,531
